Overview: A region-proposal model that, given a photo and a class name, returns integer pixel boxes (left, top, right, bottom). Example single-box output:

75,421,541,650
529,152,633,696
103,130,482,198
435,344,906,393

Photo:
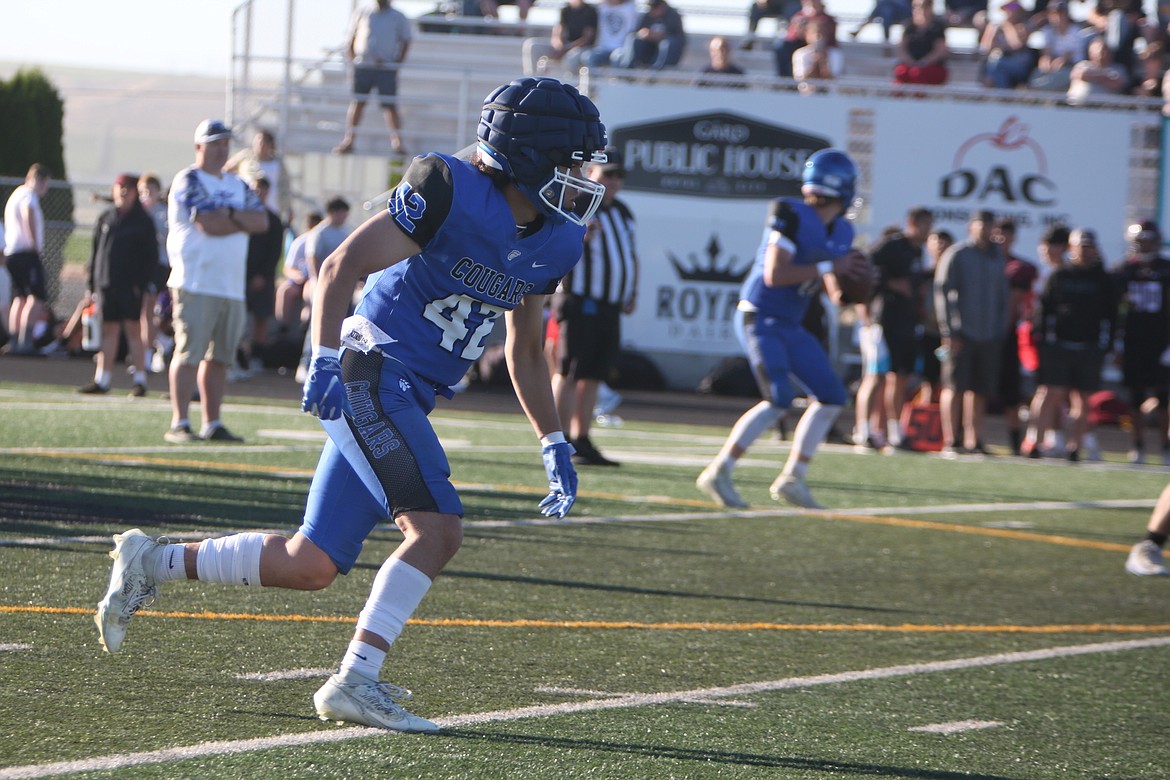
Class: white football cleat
314,675,440,733
696,461,748,508
770,474,824,509
95,529,162,653
1126,540,1169,576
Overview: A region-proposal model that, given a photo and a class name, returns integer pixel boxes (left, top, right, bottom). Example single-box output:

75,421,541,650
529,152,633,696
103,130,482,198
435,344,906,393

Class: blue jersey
739,197,854,325
345,153,586,389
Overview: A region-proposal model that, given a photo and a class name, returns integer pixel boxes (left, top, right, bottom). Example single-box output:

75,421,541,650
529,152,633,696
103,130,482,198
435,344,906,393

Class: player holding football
94,77,608,733
696,149,870,510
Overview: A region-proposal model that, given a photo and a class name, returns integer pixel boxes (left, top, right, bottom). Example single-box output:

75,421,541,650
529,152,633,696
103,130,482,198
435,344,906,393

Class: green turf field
1,384,1168,779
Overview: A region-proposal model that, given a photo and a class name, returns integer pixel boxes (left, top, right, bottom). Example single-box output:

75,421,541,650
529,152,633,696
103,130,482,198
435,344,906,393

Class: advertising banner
594,82,1139,372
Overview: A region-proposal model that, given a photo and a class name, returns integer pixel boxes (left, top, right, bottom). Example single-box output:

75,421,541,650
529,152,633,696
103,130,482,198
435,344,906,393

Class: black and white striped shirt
559,199,638,307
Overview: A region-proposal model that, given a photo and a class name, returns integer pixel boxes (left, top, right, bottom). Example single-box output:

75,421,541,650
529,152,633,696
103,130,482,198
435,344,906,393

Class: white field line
0,644,31,652
909,720,1003,734
2,636,1168,779
236,667,334,682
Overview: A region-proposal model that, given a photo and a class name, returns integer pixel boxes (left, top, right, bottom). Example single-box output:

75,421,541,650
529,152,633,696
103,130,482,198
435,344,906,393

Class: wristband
540,432,567,447
816,261,833,276
312,345,340,361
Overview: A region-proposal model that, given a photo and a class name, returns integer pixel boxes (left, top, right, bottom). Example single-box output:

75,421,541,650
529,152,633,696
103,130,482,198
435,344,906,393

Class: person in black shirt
78,173,158,397
1032,228,1118,461
239,176,286,375
1115,219,1170,464
866,206,932,448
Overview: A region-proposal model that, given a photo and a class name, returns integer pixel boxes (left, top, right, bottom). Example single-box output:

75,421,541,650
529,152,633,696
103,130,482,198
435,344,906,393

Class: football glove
539,441,578,518
301,355,351,420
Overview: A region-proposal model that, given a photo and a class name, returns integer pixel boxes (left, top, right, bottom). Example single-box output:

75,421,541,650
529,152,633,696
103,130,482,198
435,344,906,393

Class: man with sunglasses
551,149,639,467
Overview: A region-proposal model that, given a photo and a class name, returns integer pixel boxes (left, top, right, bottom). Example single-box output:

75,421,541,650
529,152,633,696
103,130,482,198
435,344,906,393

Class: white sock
338,640,387,684
727,401,784,453
887,419,902,446
174,418,191,431
351,558,432,659
783,402,842,477
195,533,266,586
95,369,111,387
200,421,222,437
153,543,189,582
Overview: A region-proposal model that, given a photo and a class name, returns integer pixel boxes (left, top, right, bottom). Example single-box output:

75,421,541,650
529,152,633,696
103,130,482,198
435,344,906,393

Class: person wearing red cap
78,174,158,396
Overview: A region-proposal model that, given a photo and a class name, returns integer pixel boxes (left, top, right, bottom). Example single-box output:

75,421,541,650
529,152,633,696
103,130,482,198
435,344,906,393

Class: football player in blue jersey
94,77,608,733
696,149,870,510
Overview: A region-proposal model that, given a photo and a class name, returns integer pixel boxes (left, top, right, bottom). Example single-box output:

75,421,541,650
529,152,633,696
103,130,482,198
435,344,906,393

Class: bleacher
224,2,1137,213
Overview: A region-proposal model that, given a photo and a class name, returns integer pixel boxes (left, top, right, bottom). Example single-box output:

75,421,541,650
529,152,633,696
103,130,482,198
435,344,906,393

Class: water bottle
82,301,101,351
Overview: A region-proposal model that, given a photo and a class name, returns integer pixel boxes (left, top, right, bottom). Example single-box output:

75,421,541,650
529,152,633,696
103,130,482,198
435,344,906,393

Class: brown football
829,255,874,305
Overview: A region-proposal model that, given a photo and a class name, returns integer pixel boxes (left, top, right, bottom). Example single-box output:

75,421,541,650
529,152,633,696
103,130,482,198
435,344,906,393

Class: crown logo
668,235,751,284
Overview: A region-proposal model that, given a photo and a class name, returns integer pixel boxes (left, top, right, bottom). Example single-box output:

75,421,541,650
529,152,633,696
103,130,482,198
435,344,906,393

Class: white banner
593,82,1138,363
867,104,1130,265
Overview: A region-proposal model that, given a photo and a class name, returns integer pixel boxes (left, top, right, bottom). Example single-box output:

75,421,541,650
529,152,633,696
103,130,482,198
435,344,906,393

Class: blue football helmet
801,148,858,205
477,77,609,225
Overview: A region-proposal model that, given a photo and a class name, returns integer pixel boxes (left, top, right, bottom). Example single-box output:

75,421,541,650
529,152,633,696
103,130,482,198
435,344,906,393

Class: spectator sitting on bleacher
849,0,912,44
1085,0,1145,84
979,0,1037,88
696,35,749,87
742,0,801,50
617,0,686,70
1067,34,1129,101
1028,1,1087,91
1134,41,1167,96
522,0,598,77
946,0,989,34
773,0,837,78
894,0,950,84
793,18,845,89
480,0,533,23
585,0,640,68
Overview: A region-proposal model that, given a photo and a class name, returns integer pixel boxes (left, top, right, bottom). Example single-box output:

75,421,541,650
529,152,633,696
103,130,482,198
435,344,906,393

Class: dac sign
937,117,1057,207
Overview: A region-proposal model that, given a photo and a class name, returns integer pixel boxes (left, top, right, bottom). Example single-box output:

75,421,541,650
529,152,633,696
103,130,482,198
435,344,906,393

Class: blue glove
301,355,351,420
539,441,578,518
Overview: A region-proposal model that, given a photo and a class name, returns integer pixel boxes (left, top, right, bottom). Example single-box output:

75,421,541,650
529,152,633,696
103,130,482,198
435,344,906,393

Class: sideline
3,636,1168,779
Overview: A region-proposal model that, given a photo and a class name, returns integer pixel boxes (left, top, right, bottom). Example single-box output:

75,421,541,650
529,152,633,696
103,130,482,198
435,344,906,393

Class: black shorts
5,251,47,299
944,337,1001,396
99,286,144,322
353,65,399,105
881,318,918,375
1122,339,1168,389
1041,344,1104,393
553,294,621,381
246,279,276,319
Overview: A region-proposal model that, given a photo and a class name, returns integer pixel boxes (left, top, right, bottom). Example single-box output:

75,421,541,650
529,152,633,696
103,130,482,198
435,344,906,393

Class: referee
551,149,639,466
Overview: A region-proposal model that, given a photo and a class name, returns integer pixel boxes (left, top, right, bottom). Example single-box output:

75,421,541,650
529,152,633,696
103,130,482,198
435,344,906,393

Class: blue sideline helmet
477,77,609,225
801,148,858,204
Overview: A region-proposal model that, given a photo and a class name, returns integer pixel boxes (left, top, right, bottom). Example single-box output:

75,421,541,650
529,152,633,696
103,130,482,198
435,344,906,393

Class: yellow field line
820,511,1134,552
10,451,1133,541
6,605,1169,634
